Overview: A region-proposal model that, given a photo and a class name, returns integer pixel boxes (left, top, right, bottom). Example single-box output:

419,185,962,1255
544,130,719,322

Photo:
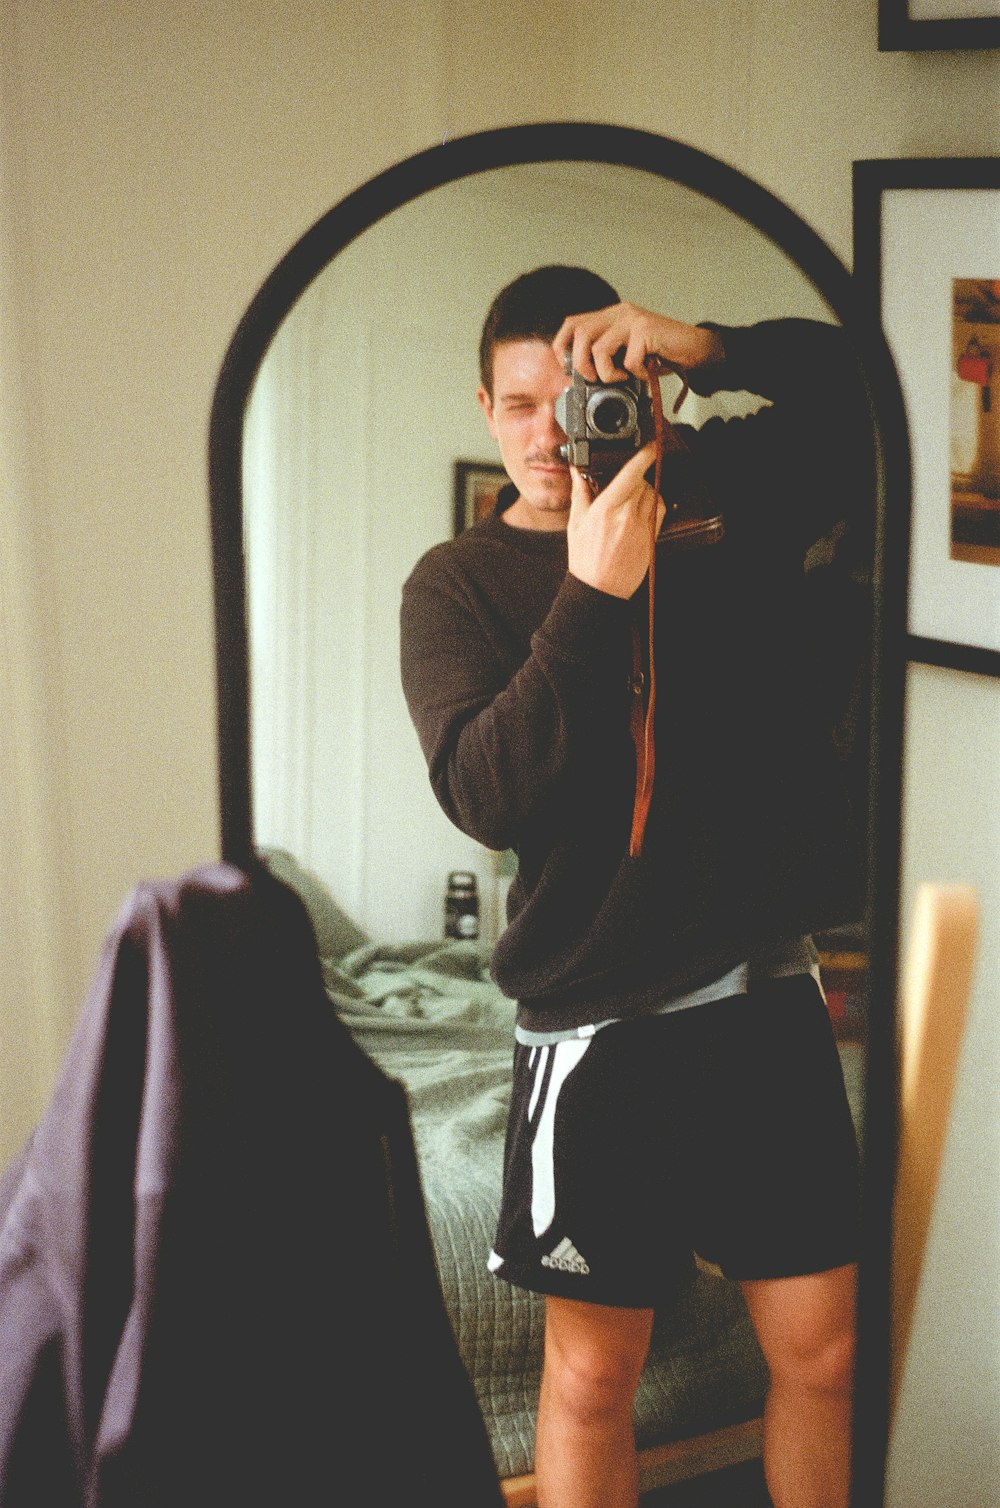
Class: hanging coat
0,862,503,1507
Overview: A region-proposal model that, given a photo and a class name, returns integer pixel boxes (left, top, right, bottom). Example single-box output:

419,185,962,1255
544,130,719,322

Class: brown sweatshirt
401,321,872,1032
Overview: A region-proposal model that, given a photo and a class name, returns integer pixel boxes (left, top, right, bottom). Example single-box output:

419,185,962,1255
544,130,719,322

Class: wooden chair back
890,882,979,1418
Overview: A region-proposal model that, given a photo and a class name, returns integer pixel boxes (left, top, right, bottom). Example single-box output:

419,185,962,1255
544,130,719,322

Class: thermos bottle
445,871,480,940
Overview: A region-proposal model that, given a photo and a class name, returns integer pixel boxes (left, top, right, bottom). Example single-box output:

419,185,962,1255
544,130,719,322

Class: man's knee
771,1316,855,1396
544,1341,644,1425
742,1266,857,1397
542,1299,652,1424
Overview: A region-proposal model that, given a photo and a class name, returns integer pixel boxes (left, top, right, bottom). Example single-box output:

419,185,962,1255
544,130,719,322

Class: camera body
554,352,653,480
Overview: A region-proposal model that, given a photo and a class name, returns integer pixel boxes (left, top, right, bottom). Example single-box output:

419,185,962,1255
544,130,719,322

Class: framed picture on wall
453,460,509,535
879,0,1000,50
854,157,1000,677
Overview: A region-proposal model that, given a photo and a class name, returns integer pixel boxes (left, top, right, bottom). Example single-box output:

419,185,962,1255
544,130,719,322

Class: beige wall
1,0,997,1500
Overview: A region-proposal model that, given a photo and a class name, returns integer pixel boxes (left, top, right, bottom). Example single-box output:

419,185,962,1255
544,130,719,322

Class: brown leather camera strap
628,359,689,858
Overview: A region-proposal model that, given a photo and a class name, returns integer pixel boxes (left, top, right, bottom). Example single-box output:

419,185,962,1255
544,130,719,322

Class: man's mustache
527,449,569,467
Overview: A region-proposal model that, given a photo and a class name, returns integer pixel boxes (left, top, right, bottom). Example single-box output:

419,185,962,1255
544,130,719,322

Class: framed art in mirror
453,460,509,535
878,0,1000,50
854,157,1000,679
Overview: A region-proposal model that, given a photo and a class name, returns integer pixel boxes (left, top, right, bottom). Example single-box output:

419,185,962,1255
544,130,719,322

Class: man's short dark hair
478,265,620,395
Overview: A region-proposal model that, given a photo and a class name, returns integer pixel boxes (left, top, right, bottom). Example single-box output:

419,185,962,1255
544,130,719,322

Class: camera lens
587,389,637,439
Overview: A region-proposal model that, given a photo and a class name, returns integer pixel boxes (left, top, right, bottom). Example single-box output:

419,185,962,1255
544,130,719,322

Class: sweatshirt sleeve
400,557,633,852
682,318,875,552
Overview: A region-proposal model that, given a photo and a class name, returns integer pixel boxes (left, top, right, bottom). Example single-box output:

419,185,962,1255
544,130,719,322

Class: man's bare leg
534,1296,654,1508
740,1263,857,1508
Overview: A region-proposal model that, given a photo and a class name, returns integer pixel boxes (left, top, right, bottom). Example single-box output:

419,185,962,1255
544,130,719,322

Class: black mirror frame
208,121,911,1507
878,0,1000,52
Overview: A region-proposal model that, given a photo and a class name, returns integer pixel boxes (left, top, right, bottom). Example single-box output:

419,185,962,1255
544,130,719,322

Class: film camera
554,352,653,484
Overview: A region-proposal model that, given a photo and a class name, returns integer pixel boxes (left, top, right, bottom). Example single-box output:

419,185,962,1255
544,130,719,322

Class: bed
266,849,864,1502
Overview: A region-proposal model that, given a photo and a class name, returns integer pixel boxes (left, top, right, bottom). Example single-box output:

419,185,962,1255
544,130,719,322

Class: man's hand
553,302,725,384
567,442,663,600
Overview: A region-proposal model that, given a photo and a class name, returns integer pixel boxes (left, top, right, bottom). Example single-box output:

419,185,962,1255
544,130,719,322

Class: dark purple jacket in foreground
0,863,502,1507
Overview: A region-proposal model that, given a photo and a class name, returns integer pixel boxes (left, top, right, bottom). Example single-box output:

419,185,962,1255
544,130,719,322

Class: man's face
477,339,571,530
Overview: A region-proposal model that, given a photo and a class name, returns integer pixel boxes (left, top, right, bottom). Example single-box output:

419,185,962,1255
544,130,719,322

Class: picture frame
853,157,1000,677
453,460,509,535
878,0,1000,51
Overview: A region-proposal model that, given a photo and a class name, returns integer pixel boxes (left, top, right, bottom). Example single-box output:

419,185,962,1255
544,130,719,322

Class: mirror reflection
243,162,863,941
240,159,873,1502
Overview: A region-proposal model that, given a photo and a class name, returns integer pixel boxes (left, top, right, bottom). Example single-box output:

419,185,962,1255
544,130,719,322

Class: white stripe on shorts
530,1037,591,1238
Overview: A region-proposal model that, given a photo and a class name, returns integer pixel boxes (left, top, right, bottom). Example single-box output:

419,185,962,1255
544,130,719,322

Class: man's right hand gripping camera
554,351,724,552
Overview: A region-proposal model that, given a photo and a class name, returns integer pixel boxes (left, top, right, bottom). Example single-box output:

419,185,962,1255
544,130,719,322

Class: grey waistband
514,937,822,1047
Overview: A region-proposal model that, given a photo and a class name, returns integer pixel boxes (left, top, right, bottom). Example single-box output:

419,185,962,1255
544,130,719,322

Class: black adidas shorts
489,974,860,1307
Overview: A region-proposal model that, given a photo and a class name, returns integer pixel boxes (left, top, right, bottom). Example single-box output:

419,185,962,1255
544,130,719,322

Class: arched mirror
210,123,908,1506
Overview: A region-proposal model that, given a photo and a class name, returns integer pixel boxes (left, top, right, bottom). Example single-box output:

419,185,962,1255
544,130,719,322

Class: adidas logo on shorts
541,1237,590,1275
